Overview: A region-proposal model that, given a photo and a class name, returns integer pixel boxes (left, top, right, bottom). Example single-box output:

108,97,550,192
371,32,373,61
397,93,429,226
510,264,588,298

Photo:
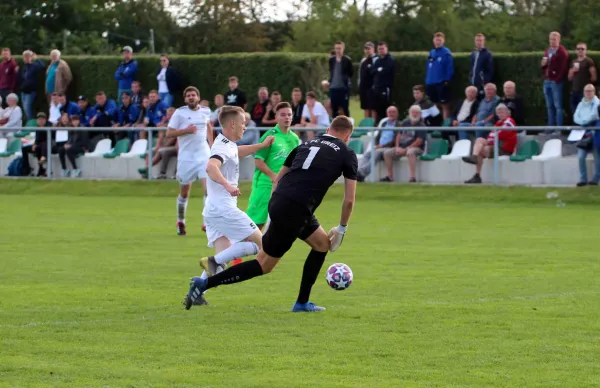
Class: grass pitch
1,180,599,387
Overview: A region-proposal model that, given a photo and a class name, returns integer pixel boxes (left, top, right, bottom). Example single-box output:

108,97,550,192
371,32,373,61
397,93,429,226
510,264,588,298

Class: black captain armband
210,155,224,163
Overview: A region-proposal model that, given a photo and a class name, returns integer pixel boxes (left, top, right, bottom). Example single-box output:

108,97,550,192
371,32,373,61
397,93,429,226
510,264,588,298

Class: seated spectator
89,91,118,143
356,105,399,182
115,91,141,142
452,86,479,130
298,91,330,140
210,94,224,128
145,90,169,129
57,114,89,178
0,94,23,138
131,81,145,107
250,87,269,127
32,113,57,176
53,113,71,176
382,104,426,182
411,85,442,127
573,84,600,186
262,91,282,127
77,96,95,127
500,81,525,125
237,112,259,146
457,82,500,140
291,88,305,126
132,96,150,140
21,112,52,176
48,92,62,125
462,103,517,184
58,93,80,117
140,107,176,178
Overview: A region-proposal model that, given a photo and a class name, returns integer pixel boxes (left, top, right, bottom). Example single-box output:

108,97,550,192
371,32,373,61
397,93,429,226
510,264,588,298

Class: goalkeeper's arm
329,177,356,252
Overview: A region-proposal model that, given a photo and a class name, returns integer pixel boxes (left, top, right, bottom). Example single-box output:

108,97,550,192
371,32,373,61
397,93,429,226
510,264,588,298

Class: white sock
214,242,259,265
177,195,188,223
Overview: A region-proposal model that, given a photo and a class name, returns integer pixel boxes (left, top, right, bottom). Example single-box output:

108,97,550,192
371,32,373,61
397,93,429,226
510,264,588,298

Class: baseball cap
364,42,374,49
77,95,87,101
36,112,47,119
122,46,133,53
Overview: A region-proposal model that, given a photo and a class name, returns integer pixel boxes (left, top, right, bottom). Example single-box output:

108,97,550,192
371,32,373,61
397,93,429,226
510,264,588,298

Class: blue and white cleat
291,302,326,312
184,276,208,310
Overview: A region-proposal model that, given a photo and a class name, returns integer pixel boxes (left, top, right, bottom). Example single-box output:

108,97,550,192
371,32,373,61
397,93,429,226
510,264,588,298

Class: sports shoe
184,276,208,310
71,169,82,178
177,221,186,236
182,293,208,306
199,256,218,276
61,169,70,178
202,224,206,232
291,302,326,312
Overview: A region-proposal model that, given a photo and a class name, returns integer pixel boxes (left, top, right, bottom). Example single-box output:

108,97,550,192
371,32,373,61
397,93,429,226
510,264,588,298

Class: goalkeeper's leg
294,220,330,310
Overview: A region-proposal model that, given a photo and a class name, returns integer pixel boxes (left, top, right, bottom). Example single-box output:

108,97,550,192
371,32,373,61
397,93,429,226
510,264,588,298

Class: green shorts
247,186,272,225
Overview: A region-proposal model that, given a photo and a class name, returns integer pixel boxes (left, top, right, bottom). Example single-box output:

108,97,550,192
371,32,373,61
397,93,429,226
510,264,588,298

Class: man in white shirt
165,86,213,236
48,92,62,125
298,91,330,140
189,105,273,305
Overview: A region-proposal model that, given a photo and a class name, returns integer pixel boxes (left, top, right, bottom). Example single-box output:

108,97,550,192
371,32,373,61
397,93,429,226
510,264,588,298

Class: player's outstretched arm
329,178,356,252
207,122,214,147
238,135,275,159
206,158,241,196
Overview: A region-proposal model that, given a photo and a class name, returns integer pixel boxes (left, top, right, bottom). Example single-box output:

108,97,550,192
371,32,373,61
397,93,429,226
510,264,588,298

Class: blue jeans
21,92,36,120
457,121,492,140
578,146,600,183
159,92,174,107
543,80,564,126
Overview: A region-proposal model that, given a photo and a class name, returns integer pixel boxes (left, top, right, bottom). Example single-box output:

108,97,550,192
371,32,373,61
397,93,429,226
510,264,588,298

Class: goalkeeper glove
328,225,347,252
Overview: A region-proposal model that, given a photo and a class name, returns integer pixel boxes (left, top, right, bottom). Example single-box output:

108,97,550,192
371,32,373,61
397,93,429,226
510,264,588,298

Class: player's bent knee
305,227,330,253
257,253,278,274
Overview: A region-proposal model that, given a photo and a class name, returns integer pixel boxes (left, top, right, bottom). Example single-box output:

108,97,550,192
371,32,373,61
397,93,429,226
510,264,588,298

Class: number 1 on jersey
302,146,320,169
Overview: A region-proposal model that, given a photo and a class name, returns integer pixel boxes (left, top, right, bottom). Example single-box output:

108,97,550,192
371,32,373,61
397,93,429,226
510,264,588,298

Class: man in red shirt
462,103,517,184
0,48,19,108
541,31,569,128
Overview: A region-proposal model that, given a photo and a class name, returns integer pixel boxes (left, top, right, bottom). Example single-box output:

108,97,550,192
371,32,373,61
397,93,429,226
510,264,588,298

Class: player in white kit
165,86,213,236
190,106,274,304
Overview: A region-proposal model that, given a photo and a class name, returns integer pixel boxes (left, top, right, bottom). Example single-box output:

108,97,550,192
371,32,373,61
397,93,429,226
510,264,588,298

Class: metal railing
0,125,588,184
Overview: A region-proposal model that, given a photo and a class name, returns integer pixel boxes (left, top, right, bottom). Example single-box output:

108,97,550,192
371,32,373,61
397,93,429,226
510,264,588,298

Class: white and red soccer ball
325,263,353,290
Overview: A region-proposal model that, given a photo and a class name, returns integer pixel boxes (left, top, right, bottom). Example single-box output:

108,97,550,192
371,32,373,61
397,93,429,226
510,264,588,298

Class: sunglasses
577,47,586,51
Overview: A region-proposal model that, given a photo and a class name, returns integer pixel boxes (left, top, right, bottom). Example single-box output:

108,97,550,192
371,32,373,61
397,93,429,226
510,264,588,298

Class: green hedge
19,52,598,125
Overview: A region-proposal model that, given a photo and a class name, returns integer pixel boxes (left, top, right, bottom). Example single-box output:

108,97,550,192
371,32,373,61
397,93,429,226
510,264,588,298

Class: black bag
576,133,594,151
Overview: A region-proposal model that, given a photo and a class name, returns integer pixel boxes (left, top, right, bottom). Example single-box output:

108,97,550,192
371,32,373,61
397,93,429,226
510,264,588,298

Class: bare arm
255,159,277,182
207,122,214,147
340,178,356,226
206,158,240,196
238,135,274,159
591,66,598,83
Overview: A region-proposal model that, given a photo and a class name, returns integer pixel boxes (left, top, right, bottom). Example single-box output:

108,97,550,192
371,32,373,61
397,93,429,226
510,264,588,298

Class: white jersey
168,105,211,162
203,134,240,218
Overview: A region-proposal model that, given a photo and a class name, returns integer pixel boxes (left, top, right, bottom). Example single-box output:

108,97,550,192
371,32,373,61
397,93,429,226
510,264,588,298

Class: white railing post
46,129,53,179
147,129,153,181
369,127,376,183
493,128,499,185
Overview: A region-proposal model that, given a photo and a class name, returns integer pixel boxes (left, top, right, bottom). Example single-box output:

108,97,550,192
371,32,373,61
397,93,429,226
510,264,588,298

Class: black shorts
262,193,320,259
359,88,374,110
426,83,450,104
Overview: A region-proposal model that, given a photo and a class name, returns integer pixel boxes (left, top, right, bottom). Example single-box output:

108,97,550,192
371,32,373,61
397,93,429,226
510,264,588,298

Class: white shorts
177,159,208,185
205,208,258,248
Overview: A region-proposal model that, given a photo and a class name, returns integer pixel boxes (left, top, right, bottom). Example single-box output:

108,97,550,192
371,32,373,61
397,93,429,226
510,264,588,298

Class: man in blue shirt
90,91,118,142
114,46,138,103
425,32,454,120
116,91,141,143
58,93,80,117
145,90,169,128
457,83,500,140
77,96,96,127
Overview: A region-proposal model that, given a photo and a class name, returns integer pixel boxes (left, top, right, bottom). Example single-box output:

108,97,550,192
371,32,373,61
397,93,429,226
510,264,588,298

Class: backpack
7,157,23,176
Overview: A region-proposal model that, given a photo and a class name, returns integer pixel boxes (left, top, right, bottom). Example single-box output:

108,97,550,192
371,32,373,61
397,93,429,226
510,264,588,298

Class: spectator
359,42,376,119
324,41,353,118
469,33,494,99
500,81,525,126
324,98,333,120
451,86,480,131
262,91,282,126
25,112,53,176
48,93,62,125
115,46,138,102
541,32,569,127
425,32,454,119
457,83,500,140
58,93,80,117
131,81,145,107
145,90,169,128
53,113,71,169
0,48,19,108
0,93,23,139
200,100,210,108
19,50,44,120
291,88,304,126
140,107,177,178
156,54,179,107
568,42,597,114
57,114,89,178
573,84,600,186
224,76,247,109
356,105,399,182
463,103,517,184
237,112,260,146
45,49,72,103
77,96,95,127
133,96,150,130
210,94,224,128
298,91,330,140
89,91,118,142
250,87,269,127
381,104,426,183
411,85,442,127
116,91,141,143
370,42,395,125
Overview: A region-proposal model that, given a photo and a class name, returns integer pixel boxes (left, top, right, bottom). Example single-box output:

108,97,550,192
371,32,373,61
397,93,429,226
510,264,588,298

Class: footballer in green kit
247,102,300,228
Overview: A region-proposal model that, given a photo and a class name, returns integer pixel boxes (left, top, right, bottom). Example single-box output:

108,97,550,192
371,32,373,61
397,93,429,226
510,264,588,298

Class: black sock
205,259,264,290
296,250,328,304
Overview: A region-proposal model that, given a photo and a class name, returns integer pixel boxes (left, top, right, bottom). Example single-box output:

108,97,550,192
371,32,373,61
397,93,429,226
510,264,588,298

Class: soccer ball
325,263,353,290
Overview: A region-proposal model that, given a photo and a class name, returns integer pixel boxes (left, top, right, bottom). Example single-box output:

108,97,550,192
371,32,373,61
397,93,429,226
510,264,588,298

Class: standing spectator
469,33,494,99
0,48,19,108
145,90,169,128
324,41,353,118
568,42,597,114
224,76,247,109
370,42,395,125
57,114,89,178
500,81,525,126
45,50,72,103
19,50,44,120
0,94,23,139
411,85,442,127
573,84,600,186
116,91,141,143
48,93,62,125
457,83,500,140
89,91,118,142
131,81,145,107
291,88,304,126
541,31,569,127
156,54,179,107
114,46,138,102
359,42,376,119
425,32,454,119
250,87,269,127
262,91,282,127
77,96,95,127
298,91,330,140
58,93,80,118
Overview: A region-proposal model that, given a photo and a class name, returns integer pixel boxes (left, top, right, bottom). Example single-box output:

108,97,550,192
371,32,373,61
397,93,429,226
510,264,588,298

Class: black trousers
57,142,84,169
329,87,349,118
373,87,391,125
0,89,10,108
